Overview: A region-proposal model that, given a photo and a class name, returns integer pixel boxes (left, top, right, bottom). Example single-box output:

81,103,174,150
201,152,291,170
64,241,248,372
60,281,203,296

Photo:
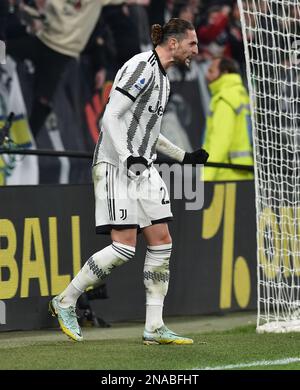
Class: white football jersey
93,50,170,167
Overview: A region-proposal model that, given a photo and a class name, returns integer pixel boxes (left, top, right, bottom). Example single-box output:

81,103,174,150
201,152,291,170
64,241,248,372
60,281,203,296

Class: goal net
238,0,300,333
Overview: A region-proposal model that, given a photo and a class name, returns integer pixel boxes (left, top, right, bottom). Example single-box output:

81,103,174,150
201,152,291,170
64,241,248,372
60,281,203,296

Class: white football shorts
93,162,173,234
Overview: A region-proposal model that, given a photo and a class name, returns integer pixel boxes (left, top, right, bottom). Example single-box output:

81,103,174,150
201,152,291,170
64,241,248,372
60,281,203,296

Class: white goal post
238,0,300,332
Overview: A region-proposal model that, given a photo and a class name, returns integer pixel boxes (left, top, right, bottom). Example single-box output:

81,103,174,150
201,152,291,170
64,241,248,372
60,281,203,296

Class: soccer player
50,18,209,344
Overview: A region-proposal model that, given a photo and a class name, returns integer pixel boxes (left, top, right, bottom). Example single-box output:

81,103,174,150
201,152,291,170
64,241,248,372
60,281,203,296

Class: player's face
173,29,198,68
206,58,221,83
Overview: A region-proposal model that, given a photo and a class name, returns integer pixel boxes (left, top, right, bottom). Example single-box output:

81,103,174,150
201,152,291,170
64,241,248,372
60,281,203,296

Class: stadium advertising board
0,181,256,331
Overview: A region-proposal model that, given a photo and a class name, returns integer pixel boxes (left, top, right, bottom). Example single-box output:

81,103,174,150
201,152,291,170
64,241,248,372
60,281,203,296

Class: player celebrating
50,18,209,344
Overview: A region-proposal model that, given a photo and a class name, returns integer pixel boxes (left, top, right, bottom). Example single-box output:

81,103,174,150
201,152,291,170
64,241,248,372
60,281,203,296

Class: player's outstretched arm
156,133,209,164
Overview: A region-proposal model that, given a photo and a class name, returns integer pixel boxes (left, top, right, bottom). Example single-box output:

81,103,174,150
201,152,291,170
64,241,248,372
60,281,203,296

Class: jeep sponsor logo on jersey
148,100,164,116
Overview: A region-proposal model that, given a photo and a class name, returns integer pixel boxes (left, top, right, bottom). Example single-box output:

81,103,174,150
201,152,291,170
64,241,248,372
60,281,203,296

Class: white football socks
143,243,172,332
57,241,135,308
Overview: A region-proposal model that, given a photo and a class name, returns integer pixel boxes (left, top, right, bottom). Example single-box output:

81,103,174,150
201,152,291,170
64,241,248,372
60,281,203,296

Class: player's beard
174,54,191,69
185,57,191,68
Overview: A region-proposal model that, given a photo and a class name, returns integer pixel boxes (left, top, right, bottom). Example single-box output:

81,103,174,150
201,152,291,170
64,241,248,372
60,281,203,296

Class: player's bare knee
111,228,137,248
150,232,172,246
161,232,172,245
142,223,172,246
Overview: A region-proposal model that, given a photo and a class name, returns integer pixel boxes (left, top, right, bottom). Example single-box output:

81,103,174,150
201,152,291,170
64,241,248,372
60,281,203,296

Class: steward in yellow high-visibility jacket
203,57,254,181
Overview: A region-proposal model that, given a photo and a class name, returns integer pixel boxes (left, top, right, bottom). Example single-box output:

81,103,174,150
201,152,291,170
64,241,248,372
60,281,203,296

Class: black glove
182,148,209,164
126,156,150,177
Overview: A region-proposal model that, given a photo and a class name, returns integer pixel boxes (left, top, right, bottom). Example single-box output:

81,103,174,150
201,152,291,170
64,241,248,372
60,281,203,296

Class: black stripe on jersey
116,87,136,102
109,165,113,221
93,143,100,166
106,165,112,221
153,50,166,76
148,54,156,66
110,165,116,221
150,79,170,157
122,61,147,92
108,165,115,221
118,66,128,82
138,70,164,155
93,126,103,166
148,53,155,64
150,138,158,158
127,76,156,153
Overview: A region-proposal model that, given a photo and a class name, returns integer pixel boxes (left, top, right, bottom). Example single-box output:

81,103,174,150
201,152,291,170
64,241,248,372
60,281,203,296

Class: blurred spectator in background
6,0,130,139
0,0,9,41
102,2,141,70
83,1,153,91
172,0,198,24
202,56,253,181
227,0,246,79
0,0,38,186
196,3,232,60
147,0,167,26
129,0,152,52
200,0,232,10
1,0,252,184
81,14,117,92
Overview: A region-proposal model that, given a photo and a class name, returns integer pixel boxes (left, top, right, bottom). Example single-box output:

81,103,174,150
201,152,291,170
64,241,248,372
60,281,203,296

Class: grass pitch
0,313,300,370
